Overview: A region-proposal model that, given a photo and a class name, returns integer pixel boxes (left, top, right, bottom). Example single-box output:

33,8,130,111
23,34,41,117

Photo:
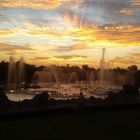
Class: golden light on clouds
0,0,83,10
0,25,140,64
0,0,140,68
0,30,16,37
120,0,140,15
3,25,138,49
0,0,61,10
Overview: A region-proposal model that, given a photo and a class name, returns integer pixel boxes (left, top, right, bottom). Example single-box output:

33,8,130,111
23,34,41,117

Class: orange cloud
23,25,140,48
0,30,16,37
0,0,62,9
111,51,140,68
120,0,140,15
0,43,35,56
27,55,98,67
0,25,140,50
0,0,83,10
53,55,87,60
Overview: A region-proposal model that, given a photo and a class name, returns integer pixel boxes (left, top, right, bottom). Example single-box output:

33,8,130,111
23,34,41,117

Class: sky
0,0,140,68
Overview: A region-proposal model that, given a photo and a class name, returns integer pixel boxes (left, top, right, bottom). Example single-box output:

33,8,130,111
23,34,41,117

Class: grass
0,108,140,140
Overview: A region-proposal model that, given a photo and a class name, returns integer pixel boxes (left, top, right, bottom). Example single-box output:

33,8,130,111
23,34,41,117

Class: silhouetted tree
128,65,138,72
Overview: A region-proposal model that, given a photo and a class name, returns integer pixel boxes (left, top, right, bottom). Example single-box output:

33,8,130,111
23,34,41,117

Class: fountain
18,56,25,85
7,56,25,91
7,56,16,90
33,70,79,84
6,49,120,102
99,48,106,84
69,72,78,83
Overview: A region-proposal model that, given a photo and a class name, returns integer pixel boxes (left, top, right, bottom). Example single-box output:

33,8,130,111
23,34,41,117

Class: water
7,56,25,90
33,69,79,84
18,56,24,84
7,93,35,102
6,82,121,101
99,48,106,83
7,56,16,90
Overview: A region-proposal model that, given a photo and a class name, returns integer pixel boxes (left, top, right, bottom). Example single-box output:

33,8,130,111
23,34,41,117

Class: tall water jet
17,56,25,86
69,72,78,83
49,66,60,84
8,56,16,90
99,48,106,84
7,56,25,91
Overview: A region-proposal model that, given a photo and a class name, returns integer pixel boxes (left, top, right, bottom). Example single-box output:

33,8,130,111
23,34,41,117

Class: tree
128,65,138,72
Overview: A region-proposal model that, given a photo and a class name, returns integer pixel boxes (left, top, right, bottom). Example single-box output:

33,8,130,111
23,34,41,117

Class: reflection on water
5,82,122,102
6,93,35,102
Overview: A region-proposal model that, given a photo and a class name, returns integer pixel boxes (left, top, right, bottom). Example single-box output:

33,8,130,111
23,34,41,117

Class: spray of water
7,56,25,91
99,48,106,84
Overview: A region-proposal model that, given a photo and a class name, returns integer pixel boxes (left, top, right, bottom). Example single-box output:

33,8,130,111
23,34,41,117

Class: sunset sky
0,0,140,68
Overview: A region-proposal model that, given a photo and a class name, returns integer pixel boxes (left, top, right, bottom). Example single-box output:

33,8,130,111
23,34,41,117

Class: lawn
0,108,140,140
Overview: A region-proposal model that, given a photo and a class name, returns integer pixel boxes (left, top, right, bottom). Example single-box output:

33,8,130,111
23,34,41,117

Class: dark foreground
0,86,140,140
0,105,140,140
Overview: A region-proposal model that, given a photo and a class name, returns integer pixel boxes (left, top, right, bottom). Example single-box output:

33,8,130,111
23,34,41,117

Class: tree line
0,61,140,86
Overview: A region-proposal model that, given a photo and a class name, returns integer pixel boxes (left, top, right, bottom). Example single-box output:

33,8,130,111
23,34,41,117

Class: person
78,92,86,105
33,91,49,106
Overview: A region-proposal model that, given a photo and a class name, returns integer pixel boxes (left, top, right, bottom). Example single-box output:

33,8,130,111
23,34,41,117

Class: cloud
0,43,35,55
0,24,138,53
53,55,87,60
0,0,83,10
60,0,140,26
0,0,140,67
27,54,88,65
111,52,140,67
0,0,61,10
0,13,11,22
53,45,92,52
113,56,137,64
128,52,140,60
120,0,140,15
25,25,140,49
0,24,139,52
131,52,140,57
0,0,140,26
31,56,50,60
0,29,16,37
